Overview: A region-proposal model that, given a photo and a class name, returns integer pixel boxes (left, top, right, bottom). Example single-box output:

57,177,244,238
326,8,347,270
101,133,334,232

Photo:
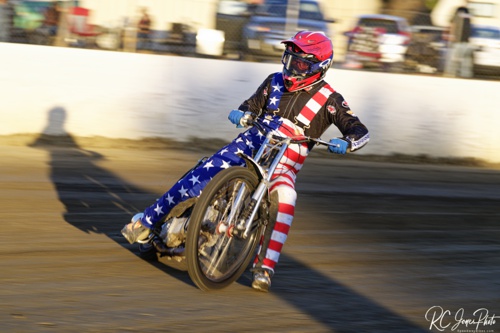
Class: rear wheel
186,167,261,290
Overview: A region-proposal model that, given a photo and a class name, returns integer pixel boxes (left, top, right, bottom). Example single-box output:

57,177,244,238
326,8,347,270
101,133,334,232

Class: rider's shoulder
328,91,352,112
311,80,341,100
266,72,281,81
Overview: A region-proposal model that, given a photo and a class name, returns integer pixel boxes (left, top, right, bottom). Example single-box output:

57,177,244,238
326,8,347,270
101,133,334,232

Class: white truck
432,0,500,77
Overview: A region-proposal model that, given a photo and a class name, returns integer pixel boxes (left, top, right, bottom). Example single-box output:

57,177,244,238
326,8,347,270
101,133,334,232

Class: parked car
243,0,334,61
215,0,334,61
470,25,500,75
344,14,411,71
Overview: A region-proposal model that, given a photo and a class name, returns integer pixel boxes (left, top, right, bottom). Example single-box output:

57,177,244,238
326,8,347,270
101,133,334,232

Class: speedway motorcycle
130,115,339,291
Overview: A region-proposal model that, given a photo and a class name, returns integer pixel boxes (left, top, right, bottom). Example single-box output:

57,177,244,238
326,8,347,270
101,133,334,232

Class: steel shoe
252,270,271,292
121,213,150,244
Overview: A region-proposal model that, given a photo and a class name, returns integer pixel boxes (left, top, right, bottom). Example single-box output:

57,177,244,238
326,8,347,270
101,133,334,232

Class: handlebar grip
241,112,256,127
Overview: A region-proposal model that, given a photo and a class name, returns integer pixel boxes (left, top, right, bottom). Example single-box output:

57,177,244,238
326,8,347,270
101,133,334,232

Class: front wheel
186,167,261,290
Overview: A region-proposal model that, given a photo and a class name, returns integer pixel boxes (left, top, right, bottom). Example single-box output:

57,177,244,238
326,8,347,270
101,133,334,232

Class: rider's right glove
228,110,244,128
328,138,349,154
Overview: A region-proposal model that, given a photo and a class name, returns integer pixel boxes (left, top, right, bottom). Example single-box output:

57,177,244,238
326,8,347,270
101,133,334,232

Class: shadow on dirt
29,106,194,285
254,253,426,332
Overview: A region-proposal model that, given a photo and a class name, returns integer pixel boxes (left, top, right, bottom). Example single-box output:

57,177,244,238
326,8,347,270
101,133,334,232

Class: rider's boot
251,192,279,292
121,213,151,244
252,268,272,292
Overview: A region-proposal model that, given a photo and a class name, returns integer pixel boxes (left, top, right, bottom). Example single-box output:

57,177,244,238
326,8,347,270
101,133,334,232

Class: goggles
281,48,330,75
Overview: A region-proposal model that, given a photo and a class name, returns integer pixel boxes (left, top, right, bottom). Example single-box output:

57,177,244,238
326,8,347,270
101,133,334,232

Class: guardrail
1,42,499,163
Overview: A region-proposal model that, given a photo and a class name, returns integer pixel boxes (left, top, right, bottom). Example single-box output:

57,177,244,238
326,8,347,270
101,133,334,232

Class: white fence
1,42,499,163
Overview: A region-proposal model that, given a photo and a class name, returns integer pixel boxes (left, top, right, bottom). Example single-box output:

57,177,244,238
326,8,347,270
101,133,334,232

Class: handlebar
246,114,341,149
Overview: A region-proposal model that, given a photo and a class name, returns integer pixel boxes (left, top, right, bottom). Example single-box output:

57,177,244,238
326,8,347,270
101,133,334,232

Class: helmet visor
282,50,317,75
282,48,330,76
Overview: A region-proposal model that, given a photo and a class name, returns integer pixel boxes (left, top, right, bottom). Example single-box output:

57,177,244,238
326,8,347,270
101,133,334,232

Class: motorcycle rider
122,31,369,292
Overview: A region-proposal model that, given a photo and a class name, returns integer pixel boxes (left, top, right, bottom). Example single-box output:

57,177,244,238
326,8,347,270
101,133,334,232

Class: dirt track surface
1,136,500,333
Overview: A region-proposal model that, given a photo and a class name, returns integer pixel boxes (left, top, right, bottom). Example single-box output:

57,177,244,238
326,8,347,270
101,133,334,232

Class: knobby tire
186,167,261,290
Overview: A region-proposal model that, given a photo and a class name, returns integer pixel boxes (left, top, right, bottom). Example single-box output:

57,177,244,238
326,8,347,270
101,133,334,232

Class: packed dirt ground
1,134,499,332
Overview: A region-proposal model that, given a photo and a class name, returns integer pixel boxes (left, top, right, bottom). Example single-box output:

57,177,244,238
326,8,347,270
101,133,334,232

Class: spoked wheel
186,167,262,290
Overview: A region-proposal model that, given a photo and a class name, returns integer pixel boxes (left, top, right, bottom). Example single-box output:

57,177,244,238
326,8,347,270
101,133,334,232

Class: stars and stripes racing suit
140,72,369,275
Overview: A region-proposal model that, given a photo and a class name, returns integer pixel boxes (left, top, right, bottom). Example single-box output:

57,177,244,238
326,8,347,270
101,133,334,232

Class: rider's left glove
228,110,244,128
328,138,349,154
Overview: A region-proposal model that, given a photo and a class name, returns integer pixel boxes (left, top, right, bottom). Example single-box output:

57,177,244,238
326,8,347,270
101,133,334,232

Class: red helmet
281,31,334,92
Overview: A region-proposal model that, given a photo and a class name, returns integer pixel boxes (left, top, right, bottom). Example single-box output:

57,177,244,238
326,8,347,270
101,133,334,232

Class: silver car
242,0,335,61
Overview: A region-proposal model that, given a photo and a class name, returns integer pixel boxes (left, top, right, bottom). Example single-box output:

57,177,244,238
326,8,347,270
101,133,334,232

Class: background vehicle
242,0,334,61
470,25,500,76
216,0,334,61
344,14,411,71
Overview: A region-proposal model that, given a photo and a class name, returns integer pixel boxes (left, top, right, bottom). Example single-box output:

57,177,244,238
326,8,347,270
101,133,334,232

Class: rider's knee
271,185,297,206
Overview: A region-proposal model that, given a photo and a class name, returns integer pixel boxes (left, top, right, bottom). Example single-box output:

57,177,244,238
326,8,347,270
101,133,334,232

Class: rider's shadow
258,252,427,332
29,106,191,282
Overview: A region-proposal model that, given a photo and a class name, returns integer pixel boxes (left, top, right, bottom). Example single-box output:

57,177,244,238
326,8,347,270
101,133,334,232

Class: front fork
234,133,290,239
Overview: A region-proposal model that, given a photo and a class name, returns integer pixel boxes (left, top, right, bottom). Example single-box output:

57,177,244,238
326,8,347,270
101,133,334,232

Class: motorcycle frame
236,131,292,239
